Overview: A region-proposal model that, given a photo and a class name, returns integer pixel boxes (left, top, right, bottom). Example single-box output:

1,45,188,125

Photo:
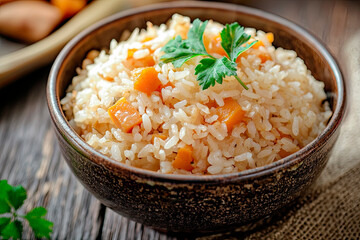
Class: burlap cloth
199,32,360,240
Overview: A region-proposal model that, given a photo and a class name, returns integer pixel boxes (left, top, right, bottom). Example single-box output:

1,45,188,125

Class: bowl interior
51,2,344,180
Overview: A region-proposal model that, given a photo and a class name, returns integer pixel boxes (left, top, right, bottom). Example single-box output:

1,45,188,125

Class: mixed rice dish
61,14,332,175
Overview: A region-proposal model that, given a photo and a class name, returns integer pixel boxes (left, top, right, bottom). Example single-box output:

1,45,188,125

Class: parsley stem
235,76,249,90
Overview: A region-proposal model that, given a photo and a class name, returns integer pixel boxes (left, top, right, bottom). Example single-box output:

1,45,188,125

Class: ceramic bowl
47,1,346,233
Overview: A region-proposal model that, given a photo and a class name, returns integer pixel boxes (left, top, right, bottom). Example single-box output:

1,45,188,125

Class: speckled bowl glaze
47,1,346,233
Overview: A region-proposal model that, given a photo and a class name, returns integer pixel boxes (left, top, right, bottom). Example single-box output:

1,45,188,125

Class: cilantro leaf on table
0,218,11,233
7,185,27,210
0,180,12,214
0,198,11,215
25,207,53,239
1,220,22,240
0,180,53,239
220,22,258,62
161,19,256,90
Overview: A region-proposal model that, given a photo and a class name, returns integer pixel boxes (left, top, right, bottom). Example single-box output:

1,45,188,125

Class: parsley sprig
160,19,257,90
0,180,53,239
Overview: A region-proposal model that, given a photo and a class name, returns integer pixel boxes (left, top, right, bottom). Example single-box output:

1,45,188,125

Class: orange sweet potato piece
125,55,155,69
51,0,87,19
237,48,272,63
258,52,272,63
157,81,175,92
204,33,227,56
144,56,156,65
127,48,137,58
216,98,245,131
172,145,194,171
98,72,114,82
237,50,248,61
126,47,155,69
141,36,155,43
251,33,274,49
135,56,155,68
205,100,218,109
132,67,162,95
251,40,265,50
108,97,142,133
0,1,62,43
238,32,274,62
151,134,167,143
266,32,274,43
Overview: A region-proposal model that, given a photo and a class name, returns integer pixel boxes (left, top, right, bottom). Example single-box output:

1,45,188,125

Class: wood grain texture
0,68,104,239
101,210,176,240
0,0,359,239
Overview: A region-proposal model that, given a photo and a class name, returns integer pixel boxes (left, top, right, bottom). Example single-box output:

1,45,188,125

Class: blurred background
0,0,359,239
1,0,359,86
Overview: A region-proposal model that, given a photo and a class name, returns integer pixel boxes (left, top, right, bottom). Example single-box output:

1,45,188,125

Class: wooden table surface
1,0,359,239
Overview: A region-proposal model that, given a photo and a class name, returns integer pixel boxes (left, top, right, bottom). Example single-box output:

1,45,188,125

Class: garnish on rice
61,14,332,175
160,19,257,90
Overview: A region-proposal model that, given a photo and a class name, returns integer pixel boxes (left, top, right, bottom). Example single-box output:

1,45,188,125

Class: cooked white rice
61,14,332,175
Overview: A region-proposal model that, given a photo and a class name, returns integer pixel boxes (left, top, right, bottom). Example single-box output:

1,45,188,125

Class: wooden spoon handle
0,0,134,88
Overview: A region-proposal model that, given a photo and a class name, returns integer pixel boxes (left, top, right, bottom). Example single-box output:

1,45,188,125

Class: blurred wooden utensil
0,0,165,88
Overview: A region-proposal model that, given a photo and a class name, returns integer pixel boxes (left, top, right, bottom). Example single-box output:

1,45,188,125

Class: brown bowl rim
47,1,346,184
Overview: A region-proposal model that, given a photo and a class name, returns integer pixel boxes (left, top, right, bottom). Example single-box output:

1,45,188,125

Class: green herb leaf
161,19,254,90
220,22,258,62
0,200,10,215
24,207,53,239
1,220,22,240
160,36,197,68
7,185,27,210
0,181,53,239
0,180,27,211
0,180,12,214
195,57,237,90
186,18,208,54
160,19,212,68
0,217,11,234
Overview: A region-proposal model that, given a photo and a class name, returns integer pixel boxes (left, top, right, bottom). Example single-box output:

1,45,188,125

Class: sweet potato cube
127,48,138,58
172,145,194,171
108,97,142,133
252,40,265,49
266,32,274,43
138,56,156,67
132,67,162,95
204,33,227,56
216,98,245,131
126,48,155,69
157,81,174,91
251,32,274,49
258,52,272,63
98,72,114,82
141,36,155,43
151,134,167,143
